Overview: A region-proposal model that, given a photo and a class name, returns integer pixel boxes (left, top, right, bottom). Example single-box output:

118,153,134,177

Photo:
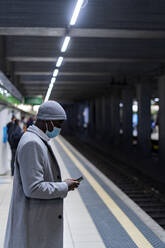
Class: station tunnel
0,1,165,248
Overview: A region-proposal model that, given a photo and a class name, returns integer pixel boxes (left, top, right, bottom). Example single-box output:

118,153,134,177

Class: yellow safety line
56,137,154,248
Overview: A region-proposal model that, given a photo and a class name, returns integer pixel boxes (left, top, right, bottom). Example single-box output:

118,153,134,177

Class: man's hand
64,179,80,191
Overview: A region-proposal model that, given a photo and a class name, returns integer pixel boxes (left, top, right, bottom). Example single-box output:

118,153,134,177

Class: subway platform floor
0,136,165,248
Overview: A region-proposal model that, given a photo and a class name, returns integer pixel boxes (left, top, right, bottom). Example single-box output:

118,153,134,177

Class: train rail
65,136,165,230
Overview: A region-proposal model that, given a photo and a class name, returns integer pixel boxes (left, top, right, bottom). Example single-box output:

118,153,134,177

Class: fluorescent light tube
70,0,84,25
44,88,51,102
53,69,59,77
44,78,56,102
49,84,53,91
61,36,70,52
51,77,56,84
44,86,53,102
56,56,64,67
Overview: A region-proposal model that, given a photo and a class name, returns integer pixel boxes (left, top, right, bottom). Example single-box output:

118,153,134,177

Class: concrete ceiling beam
0,27,65,36
24,88,106,92
1,27,165,39
15,71,112,76
20,80,108,85
7,57,165,63
23,86,105,90
70,28,165,39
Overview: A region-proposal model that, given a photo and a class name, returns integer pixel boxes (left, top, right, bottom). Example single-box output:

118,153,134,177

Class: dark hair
15,119,20,125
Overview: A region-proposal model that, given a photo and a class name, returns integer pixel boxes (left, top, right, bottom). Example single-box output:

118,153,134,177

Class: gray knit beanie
36,100,67,120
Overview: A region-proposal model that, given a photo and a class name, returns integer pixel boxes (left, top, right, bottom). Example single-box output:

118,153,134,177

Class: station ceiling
0,0,165,102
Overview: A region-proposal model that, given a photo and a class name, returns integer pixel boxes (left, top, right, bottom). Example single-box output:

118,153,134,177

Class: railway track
65,136,165,230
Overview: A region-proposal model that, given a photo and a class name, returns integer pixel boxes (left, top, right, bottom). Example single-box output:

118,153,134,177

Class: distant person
7,115,16,146
20,116,26,131
7,115,16,175
9,119,24,176
26,116,34,128
4,100,80,248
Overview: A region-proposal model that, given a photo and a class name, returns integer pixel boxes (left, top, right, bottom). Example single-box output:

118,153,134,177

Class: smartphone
76,176,83,182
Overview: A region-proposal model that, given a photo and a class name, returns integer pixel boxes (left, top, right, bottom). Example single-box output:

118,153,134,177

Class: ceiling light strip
44,0,84,102
61,36,71,53
53,69,59,77
70,0,84,25
56,56,64,67
44,77,56,102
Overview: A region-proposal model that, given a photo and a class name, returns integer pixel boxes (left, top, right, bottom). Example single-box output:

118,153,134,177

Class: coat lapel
27,125,62,179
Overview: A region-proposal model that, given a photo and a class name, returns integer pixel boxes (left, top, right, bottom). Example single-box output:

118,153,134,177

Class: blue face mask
46,121,61,138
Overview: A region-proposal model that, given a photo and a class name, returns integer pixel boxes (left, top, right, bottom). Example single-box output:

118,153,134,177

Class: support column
68,104,78,135
77,102,86,139
137,80,151,156
110,91,120,145
104,95,112,141
0,36,6,73
66,104,73,135
95,97,99,132
73,103,79,135
158,76,165,165
101,95,111,141
96,96,106,139
101,95,106,132
95,97,102,139
88,99,95,137
122,88,133,149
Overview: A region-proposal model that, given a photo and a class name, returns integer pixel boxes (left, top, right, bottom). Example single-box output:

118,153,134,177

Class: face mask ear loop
51,121,55,128
45,121,49,131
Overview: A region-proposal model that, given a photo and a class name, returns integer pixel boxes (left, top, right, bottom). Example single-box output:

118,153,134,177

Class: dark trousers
11,149,16,176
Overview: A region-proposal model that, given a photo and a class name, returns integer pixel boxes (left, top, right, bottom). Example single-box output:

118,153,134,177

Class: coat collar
27,125,50,142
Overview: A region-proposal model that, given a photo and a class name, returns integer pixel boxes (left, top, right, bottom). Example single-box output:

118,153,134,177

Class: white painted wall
0,107,21,175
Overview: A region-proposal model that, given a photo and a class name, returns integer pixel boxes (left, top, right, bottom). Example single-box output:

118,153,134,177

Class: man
26,115,35,128
6,115,16,142
6,115,16,175
4,101,79,248
9,119,24,176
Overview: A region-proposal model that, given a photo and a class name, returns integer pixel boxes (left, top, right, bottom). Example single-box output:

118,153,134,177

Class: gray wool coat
4,125,68,248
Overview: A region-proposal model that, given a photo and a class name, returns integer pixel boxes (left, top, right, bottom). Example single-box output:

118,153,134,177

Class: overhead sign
0,92,21,104
24,97,43,105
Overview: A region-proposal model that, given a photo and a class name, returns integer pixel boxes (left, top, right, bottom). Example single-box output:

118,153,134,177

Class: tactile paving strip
55,139,165,248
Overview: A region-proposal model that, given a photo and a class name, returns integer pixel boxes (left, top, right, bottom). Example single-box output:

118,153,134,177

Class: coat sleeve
18,141,68,199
